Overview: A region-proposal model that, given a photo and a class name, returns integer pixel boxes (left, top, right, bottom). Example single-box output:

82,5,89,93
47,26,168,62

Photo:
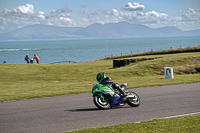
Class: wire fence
50,61,76,64
100,45,199,59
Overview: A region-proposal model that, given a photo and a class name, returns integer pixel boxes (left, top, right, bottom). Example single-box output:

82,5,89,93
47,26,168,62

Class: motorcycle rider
96,72,126,98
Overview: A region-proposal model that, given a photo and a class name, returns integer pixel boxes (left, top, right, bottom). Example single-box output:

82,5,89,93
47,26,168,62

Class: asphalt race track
0,83,200,133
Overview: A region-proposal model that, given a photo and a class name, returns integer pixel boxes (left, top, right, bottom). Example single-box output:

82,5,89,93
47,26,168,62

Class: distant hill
0,22,200,41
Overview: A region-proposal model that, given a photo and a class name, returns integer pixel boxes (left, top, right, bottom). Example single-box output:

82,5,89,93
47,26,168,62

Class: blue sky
0,0,200,33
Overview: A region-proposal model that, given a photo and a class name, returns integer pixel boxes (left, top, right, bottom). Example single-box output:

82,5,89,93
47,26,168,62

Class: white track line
135,112,200,123
162,112,200,119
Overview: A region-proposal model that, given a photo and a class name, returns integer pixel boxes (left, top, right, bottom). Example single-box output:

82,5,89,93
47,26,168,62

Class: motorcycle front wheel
126,92,140,107
93,95,110,109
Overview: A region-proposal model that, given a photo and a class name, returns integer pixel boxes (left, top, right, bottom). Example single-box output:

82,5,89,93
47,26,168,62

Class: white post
164,67,174,79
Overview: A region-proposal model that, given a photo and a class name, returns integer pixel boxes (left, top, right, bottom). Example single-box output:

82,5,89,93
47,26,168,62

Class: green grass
0,51,200,102
1,49,200,132
66,114,200,133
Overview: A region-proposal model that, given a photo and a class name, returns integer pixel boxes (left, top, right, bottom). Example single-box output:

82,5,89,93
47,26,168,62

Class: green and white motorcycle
92,82,140,109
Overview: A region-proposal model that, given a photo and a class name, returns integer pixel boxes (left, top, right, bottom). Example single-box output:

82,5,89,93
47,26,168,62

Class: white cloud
0,4,73,33
60,17,72,23
83,7,199,31
50,7,71,14
122,2,145,11
112,9,119,16
0,3,200,33
145,11,166,17
37,14,45,19
128,8,200,31
16,4,34,14
176,8,200,30
181,8,200,21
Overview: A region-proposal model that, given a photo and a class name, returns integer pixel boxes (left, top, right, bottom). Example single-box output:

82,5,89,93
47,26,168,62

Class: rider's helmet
96,72,106,83
101,77,113,85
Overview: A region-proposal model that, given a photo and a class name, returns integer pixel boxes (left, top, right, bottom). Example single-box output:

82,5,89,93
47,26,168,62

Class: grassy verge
0,51,200,102
66,114,200,133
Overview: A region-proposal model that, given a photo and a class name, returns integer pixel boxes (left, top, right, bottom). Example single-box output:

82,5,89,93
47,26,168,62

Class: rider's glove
112,83,119,89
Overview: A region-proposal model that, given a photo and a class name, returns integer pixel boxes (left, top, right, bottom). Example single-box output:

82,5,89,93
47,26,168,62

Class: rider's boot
119,93,127,105
120,92,127,102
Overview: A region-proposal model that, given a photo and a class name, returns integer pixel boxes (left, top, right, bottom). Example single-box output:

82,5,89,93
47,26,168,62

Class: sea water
0,36,200,64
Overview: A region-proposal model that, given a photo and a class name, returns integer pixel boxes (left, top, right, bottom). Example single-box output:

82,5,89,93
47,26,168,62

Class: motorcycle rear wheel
93,95,110,109
126,92,140,107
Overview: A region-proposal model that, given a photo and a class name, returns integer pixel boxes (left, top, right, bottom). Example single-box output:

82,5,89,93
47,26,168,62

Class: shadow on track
65,106,131,112
65,108,100,112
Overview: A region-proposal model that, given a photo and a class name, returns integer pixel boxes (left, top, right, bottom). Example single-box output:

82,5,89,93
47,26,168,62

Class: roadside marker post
164,67,174,79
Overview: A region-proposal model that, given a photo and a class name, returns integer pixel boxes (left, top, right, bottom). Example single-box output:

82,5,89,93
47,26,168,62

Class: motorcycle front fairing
92,82,115,96
92,82,122,107
110,94,121,107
